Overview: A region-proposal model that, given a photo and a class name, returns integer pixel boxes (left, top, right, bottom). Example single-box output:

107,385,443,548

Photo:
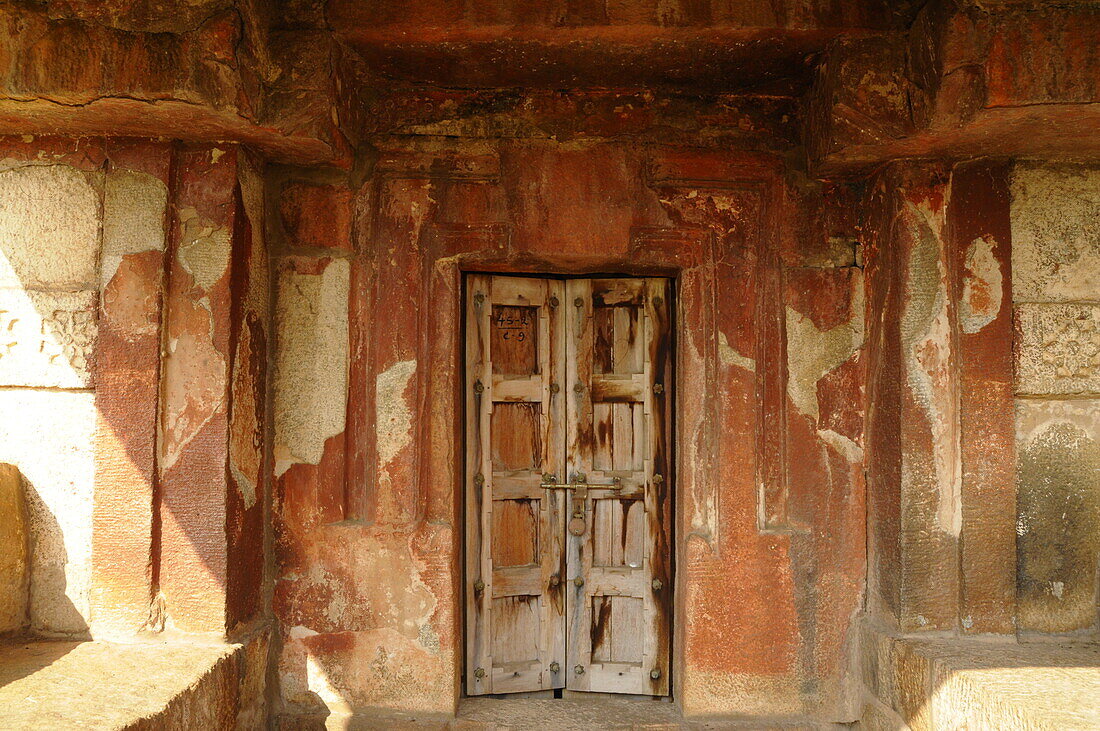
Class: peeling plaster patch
101,169,168,289
960,236,1003,334
160,318,228,473
785,276,863,423
274,258,349,475
230,462,257,511
376,360,416,469
1011,163,1100,303
177,207,231,292
900,198,961,536
289,625,318,640
417,622,440,654
0,165,100,289
818,428,864,463
718,331,755,372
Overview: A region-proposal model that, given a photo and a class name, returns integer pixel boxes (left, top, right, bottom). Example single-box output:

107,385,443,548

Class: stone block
1015,303,1100,396
0,462,28,634
0,165,101,290
860,620,896,710
0,389,96,635
1012,163,1100,303
0,290,97,388
860,699,909,731
863,636,1100,730
157,145,237,635
1016,398,1100,634
893,641,932,730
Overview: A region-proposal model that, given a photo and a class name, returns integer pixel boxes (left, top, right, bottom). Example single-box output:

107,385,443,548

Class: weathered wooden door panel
466,274,566,696
466,275,671,697
565,278,671,696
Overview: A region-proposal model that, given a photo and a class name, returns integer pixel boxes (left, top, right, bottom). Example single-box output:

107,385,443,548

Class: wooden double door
465,275,672,697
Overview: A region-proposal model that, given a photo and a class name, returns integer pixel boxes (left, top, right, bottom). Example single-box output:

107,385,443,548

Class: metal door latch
540,475,621,536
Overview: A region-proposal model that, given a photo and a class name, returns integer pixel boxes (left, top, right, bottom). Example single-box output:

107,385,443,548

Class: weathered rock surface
0,632,268,729
0,463,28,635
860,621,1100,730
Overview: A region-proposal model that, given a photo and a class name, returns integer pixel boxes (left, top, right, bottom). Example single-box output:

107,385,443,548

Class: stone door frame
350,147,788,712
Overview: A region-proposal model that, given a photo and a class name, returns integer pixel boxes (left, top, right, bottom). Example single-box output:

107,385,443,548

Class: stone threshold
278,697,845,729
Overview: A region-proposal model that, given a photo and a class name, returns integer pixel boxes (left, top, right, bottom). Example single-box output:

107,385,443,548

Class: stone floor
455,698,833,730
0,637,241,730
295,698,839,730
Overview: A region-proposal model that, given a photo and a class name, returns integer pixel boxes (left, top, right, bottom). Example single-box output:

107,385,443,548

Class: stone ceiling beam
807,2,1100,174
0,4,350,165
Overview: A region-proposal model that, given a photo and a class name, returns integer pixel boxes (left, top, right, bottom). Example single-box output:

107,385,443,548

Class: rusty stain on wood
468,274,671,696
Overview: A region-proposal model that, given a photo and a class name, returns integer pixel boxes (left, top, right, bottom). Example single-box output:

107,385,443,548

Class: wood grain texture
467,275,670,696
466,275,566,695
565,277,671,695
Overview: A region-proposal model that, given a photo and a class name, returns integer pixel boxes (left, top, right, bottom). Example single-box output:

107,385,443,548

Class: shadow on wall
0,464,88,638
23,477,88,639
0,462,84,687
0,162,101,640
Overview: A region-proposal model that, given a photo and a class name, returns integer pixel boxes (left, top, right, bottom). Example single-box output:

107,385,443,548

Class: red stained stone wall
157,143,271,636
861,159,1016,634
226,152,271,632
271,140,866,720
0,135,271,641
91,139,173,639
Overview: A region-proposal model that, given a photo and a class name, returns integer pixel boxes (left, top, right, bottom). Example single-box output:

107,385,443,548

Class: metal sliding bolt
575,665,585,675
650,669,662,680
550,662,560,673
474,667,486,679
